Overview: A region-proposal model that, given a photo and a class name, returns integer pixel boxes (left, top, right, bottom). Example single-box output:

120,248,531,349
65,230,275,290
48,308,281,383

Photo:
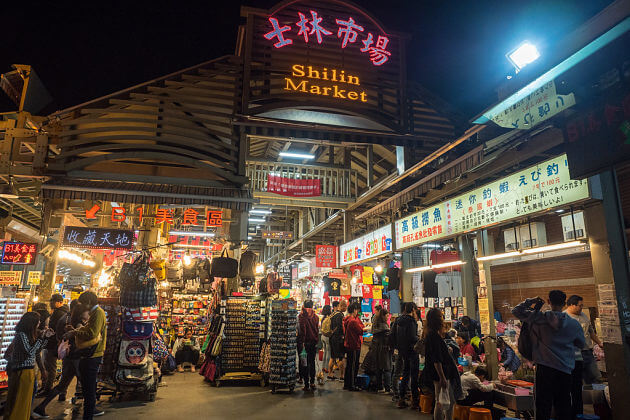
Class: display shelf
220,296,266,374
0,297,27,388
269,299,297,393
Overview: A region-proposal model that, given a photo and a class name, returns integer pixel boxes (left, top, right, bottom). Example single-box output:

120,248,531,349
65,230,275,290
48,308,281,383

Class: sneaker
190,366,195,373
93,410,105,417
31,407,49,419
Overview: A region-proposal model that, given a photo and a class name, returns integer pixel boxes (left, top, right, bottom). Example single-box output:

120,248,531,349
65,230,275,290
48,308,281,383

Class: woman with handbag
33,303,90,418
4,312,54,420
65,292,107,420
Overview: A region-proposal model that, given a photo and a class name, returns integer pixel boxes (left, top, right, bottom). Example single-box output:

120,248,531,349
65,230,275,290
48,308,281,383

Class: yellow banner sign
27,271,41,285
395,154,589,249
0,271,22,286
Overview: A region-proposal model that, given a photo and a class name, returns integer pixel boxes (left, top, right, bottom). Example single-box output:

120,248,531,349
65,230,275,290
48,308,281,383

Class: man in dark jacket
394,302,419,409
40,294,69,396
297,300,320,391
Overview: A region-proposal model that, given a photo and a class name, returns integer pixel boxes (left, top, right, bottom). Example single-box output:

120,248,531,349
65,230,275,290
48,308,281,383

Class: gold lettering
307,66,319,79
285,78,307,92
310,85,321,94
347,91,358,100
322,87,332,96
292,64,305,77
360,91,367,102
347,75,360,86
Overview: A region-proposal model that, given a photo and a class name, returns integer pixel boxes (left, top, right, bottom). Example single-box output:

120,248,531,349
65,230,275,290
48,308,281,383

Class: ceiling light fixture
477,241,586,262
279,152,315,159
249,218,266,223
169,231,215,237
250,209,272,215
406,260,466,273
507,41,540,70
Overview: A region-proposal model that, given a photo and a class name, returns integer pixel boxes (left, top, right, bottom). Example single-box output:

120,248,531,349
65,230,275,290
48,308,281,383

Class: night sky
1,0,612,119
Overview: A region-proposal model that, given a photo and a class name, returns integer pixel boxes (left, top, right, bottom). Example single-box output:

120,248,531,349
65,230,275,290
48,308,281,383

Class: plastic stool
420,394,434,414
454,404,470,420
468,407,492,420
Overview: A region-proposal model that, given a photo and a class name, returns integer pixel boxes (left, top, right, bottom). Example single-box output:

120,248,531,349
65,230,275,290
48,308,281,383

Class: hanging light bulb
375,264,383,273
33,296,39,303
97,270,112,288
183,252,192,267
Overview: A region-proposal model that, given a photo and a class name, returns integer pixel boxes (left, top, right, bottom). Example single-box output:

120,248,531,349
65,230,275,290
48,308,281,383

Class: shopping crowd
3,291,107,420
296,289,601,420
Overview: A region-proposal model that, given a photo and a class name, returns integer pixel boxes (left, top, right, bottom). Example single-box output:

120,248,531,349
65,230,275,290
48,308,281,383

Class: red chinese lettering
206,210,222,227
156,208,174,225
182,209,199,226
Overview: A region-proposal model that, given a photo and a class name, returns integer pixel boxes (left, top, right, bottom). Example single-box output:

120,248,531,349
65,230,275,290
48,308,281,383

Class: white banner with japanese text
394,154,590,250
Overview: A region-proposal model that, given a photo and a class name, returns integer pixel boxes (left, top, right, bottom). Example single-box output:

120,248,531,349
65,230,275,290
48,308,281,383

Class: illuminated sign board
1,242,38,265
285,64,367,102
394,154,590,249
0,271,22,285
264,9,392,66
61,227,134,250
339,224,392,266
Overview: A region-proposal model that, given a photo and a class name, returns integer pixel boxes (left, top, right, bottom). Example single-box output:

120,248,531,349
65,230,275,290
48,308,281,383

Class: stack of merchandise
222,298,246,371
199,314,224,382
269,299,297,392
168,294,210,342
0,298,26,389
243,300,264,370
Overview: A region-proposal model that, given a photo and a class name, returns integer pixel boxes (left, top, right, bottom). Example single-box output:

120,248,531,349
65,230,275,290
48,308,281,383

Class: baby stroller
112,320,158,401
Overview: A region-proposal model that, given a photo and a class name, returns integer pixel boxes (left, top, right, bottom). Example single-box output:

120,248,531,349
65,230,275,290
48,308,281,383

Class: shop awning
41,179,254,211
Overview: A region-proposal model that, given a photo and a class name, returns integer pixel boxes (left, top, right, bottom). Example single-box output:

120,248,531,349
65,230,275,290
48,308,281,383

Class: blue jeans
79,357,102,420
581,349,601,384
387,289,401,315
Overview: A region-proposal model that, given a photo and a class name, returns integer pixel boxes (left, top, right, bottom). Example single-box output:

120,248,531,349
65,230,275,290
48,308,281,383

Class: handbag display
209,249,238,278
120,279,157,307
127,307,159,322
123,321,153,340
149,259,166,281
119,338,150,366
239,249,257,279
118,253,150,290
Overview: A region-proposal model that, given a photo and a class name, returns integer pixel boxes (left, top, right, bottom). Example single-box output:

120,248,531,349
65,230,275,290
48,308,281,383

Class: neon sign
285,64,367,102
264,10,392,66
1,242,38,265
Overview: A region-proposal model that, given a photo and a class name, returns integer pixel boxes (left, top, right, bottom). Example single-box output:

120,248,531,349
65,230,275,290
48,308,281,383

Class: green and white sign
394,154,590,250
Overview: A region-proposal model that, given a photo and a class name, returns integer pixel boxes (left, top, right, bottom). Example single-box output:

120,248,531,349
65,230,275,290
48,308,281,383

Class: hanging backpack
517,300,543,361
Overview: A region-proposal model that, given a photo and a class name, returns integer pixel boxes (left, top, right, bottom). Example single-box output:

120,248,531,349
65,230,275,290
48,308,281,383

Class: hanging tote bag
209,249,238,278
149,259,166,281
119,338,150,366
123,321,154,340
127,307,159,322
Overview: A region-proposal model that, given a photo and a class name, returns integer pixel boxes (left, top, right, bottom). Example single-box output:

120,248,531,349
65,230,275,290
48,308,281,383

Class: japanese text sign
264,9,392,66
395,154,590,249
339,224,393,266
490,81,575,129
2,242,37,265
0,271,22,285
262,230,294,240
61,227,134,250
267,174,321,197
316,245,338,268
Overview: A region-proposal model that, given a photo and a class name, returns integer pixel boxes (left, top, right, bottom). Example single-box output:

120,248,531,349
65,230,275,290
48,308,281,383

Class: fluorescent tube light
406,260,465,273
521,241,584,254
248,218,266,223
169,231,215,237
279,152,315,159
477,251,522,262
250,209,272,215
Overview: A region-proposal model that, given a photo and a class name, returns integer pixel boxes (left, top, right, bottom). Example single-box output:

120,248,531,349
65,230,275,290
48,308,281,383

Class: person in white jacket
457,367,494,409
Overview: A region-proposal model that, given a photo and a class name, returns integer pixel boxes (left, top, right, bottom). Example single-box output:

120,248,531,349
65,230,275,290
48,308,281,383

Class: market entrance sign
264,10,392,66
340,224,392,266
61,226,134,250
285,65,367,102
395,154,590,250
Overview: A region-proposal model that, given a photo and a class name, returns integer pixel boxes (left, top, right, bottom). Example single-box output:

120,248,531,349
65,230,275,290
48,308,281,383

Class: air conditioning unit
503,222,548,251
561,211,586,241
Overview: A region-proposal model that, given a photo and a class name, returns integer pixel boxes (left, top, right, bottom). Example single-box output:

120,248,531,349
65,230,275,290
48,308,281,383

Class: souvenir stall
269,299,298,393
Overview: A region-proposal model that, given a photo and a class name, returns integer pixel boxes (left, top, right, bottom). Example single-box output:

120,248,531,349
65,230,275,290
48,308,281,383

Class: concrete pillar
366,145,374,188
478,229,499,380
229,210,248,244
38,199,64,301
458,235,477,317
585,171,630,420
401,249,413,303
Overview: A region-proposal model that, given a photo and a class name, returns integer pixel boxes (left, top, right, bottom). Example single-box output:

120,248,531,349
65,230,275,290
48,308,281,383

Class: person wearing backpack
512,291,585,420
395,302,419,409
319,305,332,380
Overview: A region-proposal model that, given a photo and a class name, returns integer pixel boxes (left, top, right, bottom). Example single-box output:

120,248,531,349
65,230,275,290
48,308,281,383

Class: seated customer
457,367,494,409
456,332,477,361
172,329,200,372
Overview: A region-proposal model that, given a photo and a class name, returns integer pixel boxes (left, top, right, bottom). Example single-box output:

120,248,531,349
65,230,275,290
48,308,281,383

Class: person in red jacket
298,300,320,391
343,302,365,391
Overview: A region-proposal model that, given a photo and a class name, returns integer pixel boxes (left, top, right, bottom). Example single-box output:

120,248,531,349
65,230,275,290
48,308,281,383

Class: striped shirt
6,332,47,371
